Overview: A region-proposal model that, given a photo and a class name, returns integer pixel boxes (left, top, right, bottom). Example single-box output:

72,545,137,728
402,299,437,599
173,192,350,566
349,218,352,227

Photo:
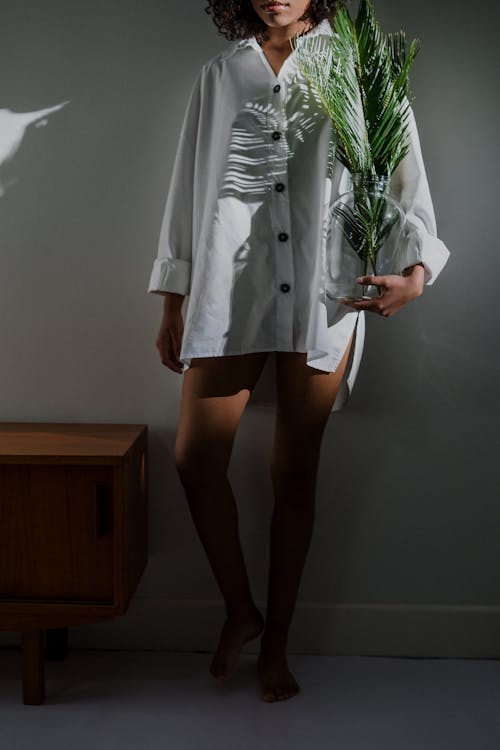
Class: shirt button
280,283,291,293
273,84,281,93
275,182,285,192
278,232,288,241
271,131,281,140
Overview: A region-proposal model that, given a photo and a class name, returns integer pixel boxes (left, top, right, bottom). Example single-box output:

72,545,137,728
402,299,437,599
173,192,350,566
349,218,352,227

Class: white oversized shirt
147,18,450,412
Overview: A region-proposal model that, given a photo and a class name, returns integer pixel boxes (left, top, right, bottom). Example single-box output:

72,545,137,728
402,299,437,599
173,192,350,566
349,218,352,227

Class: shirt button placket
269,79,294,349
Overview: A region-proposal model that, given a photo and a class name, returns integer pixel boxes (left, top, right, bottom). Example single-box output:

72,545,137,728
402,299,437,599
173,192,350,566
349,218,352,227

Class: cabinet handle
95,484,113,538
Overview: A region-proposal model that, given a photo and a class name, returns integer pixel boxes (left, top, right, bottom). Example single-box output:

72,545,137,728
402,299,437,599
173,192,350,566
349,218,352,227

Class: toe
210,658,232,681
261,685,276,702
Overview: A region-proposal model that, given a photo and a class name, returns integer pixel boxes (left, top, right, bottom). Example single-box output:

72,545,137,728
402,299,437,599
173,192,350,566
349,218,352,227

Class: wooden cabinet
0,423,148,704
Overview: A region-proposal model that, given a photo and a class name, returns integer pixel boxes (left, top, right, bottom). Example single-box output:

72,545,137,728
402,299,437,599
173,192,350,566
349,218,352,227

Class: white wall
1,0,499,656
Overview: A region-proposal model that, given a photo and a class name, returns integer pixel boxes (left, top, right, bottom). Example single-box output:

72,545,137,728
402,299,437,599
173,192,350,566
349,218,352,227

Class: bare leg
174,352,269,683
258,333,355,702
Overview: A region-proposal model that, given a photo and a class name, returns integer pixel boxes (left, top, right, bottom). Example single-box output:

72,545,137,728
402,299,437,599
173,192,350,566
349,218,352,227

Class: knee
174,442,228,490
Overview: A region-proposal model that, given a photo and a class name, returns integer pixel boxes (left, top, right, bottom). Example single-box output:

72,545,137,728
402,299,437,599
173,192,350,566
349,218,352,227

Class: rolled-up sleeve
147,67,203,296
390,101,450,286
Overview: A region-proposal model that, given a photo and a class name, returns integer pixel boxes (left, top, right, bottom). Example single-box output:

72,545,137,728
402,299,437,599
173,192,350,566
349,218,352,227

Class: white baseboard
1,599,500,657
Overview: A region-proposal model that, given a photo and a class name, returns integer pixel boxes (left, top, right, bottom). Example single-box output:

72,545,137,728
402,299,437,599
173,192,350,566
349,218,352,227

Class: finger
158,332,183,373
350,300,390,317
356,274,387,287
342,299,378,311
163,354,183,373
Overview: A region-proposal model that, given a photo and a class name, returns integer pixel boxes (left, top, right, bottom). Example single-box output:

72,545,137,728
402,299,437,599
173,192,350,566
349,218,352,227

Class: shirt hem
180,345,334,370
179,346,352,372
181,345,304,364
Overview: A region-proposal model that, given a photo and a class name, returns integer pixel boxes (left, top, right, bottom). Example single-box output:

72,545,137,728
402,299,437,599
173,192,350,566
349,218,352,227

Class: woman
147,0,450,702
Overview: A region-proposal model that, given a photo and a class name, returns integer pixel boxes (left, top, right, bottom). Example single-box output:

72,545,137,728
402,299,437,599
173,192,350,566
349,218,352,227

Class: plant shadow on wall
0,102,69,196
196,67,336,355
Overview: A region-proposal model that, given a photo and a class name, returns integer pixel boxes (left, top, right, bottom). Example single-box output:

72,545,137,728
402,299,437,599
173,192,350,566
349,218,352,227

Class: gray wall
1,0,498,655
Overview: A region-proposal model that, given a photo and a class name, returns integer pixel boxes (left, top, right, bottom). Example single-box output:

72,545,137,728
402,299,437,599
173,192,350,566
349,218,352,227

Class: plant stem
362,251,369,297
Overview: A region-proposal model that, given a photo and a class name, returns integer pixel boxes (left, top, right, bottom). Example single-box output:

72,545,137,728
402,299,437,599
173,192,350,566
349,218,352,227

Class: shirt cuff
147,258,191,296
401,224,450,286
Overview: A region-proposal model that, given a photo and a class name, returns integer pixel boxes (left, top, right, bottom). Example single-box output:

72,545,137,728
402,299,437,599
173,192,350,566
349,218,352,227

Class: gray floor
1,649,499,750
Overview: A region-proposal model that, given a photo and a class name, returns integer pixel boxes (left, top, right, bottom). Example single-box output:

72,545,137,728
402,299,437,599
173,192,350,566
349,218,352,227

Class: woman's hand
340,263,425,317
156,293,185,374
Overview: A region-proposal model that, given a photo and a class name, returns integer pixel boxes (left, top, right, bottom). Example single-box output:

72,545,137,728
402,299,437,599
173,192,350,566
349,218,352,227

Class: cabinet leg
46,627,69,660
21,630,45,705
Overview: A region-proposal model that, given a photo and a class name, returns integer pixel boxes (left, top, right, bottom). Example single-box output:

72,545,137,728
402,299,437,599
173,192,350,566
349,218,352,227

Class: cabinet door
0,465,114,602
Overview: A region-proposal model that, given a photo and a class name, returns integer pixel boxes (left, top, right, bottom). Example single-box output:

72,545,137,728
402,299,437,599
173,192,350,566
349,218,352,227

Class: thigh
272,333,354,475
174,352,269,475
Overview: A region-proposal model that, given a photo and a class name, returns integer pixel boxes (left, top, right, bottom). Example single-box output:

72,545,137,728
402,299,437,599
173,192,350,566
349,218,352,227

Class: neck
258,19,316,48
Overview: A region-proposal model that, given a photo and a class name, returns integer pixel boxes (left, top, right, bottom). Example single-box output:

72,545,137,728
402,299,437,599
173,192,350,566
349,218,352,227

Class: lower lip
264,4,287,10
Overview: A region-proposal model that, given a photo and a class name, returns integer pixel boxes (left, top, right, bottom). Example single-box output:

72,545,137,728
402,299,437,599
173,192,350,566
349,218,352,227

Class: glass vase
325,172,406,301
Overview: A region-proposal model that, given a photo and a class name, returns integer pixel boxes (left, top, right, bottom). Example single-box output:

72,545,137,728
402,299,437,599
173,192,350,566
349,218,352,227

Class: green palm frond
292,0,420,179
292,0,420,279
387,30,421,87
294,16,371,175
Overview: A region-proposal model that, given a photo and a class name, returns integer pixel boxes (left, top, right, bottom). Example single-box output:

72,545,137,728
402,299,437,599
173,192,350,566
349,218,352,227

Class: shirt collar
220,17,333,61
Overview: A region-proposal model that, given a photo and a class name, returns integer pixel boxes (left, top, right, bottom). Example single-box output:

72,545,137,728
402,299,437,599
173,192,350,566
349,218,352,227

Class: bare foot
210,607,265,683
257,646,300,702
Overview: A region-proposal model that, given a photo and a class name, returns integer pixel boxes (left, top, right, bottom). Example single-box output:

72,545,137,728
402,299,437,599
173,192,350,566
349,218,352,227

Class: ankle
260,630,288,652
225,602,261,622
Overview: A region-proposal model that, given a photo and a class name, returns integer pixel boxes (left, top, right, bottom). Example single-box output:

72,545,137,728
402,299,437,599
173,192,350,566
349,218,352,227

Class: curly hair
204,1,345,44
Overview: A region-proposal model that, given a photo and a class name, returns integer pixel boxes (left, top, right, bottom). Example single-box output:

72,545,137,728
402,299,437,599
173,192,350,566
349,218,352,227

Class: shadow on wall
0,102,70,196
